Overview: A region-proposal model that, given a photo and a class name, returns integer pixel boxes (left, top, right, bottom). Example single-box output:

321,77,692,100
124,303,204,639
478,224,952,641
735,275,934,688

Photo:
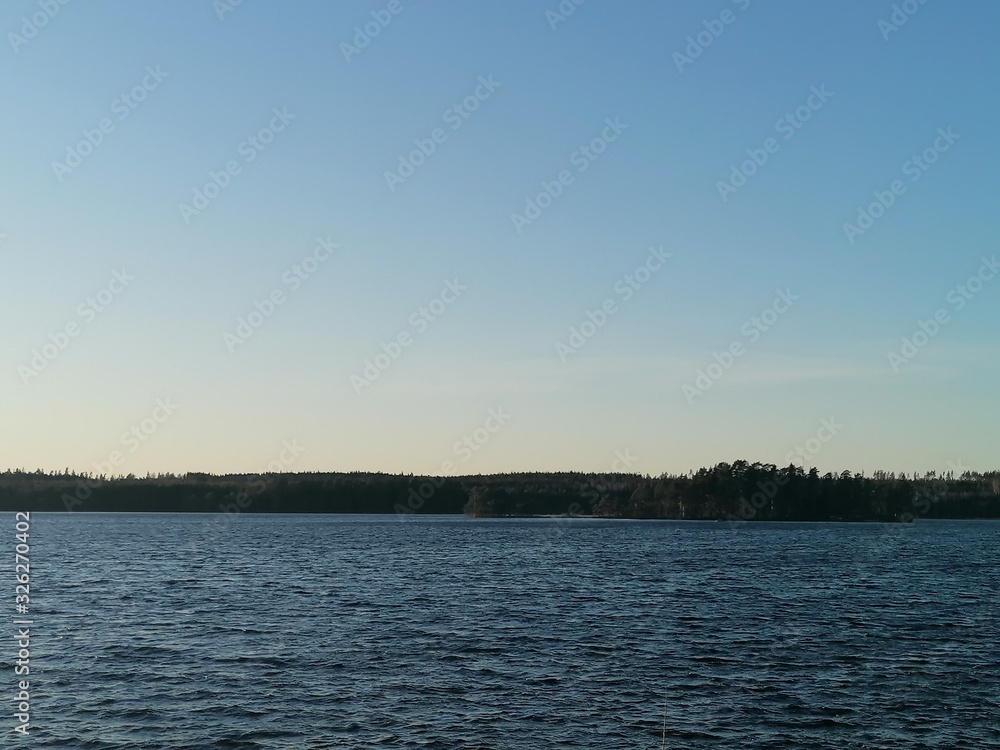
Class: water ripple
23,515,1000,748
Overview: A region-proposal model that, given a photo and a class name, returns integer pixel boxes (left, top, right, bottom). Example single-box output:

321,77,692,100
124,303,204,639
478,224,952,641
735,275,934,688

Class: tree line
0,461,998,520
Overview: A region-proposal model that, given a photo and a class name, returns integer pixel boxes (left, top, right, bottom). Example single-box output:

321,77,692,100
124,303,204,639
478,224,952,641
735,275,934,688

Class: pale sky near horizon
2,0,998,478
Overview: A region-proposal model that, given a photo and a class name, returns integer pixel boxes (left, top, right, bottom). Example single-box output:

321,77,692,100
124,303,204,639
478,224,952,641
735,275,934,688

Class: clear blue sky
2,0,997,477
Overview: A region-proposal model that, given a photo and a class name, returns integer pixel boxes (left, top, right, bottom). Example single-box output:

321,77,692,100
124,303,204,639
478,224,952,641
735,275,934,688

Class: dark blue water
18,514,1000,748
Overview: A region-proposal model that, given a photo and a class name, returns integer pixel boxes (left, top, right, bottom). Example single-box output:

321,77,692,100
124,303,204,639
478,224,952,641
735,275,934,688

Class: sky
2,0,998,478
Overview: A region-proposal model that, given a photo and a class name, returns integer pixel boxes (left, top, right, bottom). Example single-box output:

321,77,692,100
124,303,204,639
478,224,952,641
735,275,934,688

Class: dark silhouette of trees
0,463,997,520
463,486,501,517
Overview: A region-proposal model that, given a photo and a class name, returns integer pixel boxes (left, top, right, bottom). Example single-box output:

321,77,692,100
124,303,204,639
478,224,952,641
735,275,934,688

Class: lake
21,514,1000,748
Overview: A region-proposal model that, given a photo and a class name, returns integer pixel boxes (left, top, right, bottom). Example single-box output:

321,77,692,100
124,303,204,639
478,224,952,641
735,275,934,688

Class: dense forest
1,461,999,521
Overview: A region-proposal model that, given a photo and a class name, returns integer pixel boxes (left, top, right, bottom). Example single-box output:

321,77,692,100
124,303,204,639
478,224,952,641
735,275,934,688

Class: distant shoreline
2,462,998,521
